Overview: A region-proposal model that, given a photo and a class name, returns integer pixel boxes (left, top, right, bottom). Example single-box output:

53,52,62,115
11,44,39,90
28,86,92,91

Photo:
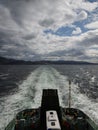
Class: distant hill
0,57,33,65
0,56,97,65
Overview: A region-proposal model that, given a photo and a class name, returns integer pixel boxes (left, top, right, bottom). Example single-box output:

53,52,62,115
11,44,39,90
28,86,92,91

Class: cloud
39,19,55,28
0,0,98,62
23,33,36,40
72,27,82,35
72,0,98,12
76,11,88,21
79,30,98,47
85,48,98,57
85,21,98,29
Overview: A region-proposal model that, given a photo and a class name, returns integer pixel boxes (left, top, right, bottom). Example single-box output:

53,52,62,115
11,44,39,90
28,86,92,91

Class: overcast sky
0,0,98,62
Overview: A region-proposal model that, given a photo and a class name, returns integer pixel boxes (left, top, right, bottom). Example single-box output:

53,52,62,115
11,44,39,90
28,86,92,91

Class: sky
0,0,98,62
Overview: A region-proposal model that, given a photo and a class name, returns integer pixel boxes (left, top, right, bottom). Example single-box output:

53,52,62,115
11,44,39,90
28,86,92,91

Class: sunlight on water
0,66,98,130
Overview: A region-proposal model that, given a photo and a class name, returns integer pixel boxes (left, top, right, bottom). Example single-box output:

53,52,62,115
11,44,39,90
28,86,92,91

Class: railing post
68,80,71,108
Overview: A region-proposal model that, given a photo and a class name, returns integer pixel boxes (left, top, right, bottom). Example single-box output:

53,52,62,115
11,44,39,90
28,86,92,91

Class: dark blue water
0,65,98,129
0,65,39,96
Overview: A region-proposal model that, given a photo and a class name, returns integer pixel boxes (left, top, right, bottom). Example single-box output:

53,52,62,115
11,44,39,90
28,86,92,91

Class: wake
0,66,98,130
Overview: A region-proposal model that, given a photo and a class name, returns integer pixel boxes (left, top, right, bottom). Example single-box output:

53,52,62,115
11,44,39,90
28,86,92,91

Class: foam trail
0,66,98,130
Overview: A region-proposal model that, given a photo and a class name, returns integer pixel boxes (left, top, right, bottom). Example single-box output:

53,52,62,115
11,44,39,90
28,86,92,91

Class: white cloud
72,27,82,35
85,21,98,29
76,11,88,21
70,0,98,12
85,49,98,57
84,44,98,57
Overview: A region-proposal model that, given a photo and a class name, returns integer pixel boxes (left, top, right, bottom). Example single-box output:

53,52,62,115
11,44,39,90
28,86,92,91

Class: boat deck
13,107,96,130
5,89,98,130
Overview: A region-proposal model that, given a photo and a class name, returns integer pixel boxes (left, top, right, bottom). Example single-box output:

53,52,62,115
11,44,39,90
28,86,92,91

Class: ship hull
5,89,98,130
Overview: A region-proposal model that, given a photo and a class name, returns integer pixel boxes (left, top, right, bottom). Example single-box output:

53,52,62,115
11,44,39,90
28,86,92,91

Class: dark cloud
23,33,36,40
0,0,32,26
0,42,40,61
79,34,98,47
42,48,84,58
39,19,54,27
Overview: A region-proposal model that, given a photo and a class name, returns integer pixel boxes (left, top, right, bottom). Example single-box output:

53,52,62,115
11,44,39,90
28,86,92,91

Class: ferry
5,89,98,130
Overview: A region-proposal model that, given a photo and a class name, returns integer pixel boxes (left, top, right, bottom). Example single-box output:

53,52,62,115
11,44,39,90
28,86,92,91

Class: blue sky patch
44,22,88,37
73,21,89,33
88,0,97,3
54,26,74,36
44,26,76,37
